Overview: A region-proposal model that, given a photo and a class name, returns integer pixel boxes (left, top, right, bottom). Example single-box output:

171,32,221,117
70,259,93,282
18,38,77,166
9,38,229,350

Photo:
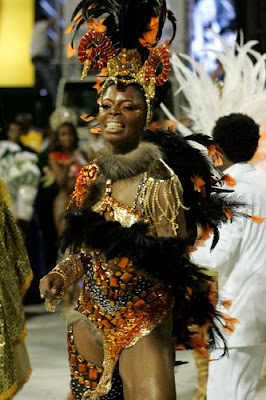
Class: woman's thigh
72,319,104,366
119,324,176,400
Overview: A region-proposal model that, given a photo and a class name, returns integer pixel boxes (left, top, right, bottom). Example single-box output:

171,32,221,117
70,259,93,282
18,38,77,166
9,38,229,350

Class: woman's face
99,84,146,153
58,125,76,150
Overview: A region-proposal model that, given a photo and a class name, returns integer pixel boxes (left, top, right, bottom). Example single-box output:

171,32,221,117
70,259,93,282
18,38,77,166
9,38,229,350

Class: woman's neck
108,141,140,155
61,148,74,155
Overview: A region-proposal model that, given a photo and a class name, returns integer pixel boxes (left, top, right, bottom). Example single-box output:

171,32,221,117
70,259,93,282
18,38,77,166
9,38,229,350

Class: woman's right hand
39,273,65,301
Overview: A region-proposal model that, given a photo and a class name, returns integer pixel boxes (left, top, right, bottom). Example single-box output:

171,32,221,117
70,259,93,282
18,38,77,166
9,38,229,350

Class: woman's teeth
105,122,124,132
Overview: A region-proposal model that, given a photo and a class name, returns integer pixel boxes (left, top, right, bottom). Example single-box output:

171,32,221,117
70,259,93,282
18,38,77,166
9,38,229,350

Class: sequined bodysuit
65,162,176,399
54,156,187,400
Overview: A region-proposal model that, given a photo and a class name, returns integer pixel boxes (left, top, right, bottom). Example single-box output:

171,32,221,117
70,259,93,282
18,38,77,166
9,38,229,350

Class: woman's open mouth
105,122,125,133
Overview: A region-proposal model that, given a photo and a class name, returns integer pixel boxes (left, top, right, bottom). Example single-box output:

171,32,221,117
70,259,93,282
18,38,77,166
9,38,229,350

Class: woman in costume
0,178,33,399
40,1,240,399
49,122,87,237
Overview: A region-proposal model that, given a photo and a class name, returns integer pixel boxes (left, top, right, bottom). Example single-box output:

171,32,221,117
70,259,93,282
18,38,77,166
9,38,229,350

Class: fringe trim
0,367,32,400
0,383,17,400
16,367,32,393
20,270,34,298
14,325,27,346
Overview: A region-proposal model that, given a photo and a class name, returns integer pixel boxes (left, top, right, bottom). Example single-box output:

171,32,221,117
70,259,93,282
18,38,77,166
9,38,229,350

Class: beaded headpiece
68,0,176,127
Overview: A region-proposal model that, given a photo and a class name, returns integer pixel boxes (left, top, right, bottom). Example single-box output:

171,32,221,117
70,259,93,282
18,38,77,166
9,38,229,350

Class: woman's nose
109,105,122,115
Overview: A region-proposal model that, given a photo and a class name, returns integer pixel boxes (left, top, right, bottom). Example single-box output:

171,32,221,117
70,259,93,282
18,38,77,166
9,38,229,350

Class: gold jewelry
45,254,85,312
140,160,189,235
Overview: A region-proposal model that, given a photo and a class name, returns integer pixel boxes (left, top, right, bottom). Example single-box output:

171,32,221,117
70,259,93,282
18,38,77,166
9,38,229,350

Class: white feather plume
171,33,266,136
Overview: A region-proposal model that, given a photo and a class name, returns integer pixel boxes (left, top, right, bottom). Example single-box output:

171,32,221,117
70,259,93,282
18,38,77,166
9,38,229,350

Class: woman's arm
155,180,188,239
49,155,73,188
140,170,188,239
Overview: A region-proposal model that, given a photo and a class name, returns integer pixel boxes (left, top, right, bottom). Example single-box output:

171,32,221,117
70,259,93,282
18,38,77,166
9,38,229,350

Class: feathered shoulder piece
143,129,242,249
67,0,176,126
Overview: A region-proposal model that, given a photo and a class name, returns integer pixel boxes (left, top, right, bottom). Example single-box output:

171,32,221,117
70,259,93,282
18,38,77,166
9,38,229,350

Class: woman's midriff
70,251,173,398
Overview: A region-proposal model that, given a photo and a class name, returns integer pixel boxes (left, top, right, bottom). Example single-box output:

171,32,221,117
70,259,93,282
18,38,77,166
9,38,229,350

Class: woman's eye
122,105,136,111
100,104,111,109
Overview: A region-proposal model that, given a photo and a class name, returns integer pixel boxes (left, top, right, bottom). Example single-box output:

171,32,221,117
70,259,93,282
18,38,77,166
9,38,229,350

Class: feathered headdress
67,0,176,126
171,33,266,136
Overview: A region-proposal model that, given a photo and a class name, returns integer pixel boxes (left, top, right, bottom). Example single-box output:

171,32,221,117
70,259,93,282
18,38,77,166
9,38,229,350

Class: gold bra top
92,177,148,228
69,160,188,235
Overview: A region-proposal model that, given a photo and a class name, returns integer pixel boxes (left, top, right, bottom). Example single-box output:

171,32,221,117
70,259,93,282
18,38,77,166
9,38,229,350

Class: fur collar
97,141,162,181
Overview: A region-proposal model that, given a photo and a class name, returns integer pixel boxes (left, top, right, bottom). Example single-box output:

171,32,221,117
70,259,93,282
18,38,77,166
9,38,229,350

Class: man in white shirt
192,113,266,400
31,15,57,105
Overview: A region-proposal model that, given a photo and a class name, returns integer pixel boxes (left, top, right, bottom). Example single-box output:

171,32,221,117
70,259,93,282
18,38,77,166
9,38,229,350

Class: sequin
0,200,32,398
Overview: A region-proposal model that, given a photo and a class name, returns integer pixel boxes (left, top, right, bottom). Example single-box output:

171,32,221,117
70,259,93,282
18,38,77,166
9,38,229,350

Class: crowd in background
0,109,97,304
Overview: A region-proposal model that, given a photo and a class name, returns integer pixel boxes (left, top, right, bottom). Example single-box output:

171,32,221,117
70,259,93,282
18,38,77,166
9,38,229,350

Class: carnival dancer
40,1,241,399
0,178,33,399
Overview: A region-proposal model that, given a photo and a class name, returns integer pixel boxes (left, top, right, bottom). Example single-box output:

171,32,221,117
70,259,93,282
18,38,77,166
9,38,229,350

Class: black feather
61,129,246,352
166,10,177,45
71,0,174,61
143,129,247,241
61,208,227,351
185,133,213,148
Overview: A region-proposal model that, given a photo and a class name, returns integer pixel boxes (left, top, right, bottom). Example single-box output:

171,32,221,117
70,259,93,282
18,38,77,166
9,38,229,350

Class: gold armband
45,253,85,312
50,253,85,289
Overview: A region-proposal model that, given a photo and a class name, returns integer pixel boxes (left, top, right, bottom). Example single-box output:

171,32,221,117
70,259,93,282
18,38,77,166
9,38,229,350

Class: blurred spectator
48,122,87,237
16,113,43,152
6,121,36,153
0,177,33,398
35,127,58,271
31,15,57,106
0,139,40,234
0,136,46,305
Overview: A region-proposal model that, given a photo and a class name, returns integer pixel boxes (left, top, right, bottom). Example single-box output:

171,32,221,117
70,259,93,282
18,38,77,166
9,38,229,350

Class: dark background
0,0,55,131
235,0,266,53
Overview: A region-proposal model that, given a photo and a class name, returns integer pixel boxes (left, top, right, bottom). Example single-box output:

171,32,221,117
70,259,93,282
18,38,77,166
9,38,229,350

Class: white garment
207,345,266,400
0,141,40,221
31,20,49,58
192,162,266,347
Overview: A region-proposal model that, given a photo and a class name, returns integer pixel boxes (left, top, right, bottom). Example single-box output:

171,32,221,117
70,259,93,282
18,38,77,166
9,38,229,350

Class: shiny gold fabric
0,185,33,399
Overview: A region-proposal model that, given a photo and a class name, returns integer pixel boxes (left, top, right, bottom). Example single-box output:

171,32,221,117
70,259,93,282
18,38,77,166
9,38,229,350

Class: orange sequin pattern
68,162,99,209
74,252,173,398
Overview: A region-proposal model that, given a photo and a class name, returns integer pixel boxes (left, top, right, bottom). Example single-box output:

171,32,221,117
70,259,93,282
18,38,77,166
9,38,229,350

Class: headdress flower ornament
67,0,176,128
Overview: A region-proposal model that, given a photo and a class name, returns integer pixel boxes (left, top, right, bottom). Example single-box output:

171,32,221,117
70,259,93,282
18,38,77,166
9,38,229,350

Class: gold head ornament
77,29,171,127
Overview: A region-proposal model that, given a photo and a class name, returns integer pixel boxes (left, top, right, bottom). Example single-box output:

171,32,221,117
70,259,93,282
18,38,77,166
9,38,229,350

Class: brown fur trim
97,142,162,181
147,158,173,180
63,307,103,345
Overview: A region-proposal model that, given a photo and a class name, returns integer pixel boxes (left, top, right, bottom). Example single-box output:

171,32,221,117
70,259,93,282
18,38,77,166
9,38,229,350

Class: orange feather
87,18,106,33
251,215,266,225
208,144,223,167
139,17,159,47
223,174,237,187
223,205,233,220
67,42,76,59
191,175,206,193
80,114,98,123
90,127,101,135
